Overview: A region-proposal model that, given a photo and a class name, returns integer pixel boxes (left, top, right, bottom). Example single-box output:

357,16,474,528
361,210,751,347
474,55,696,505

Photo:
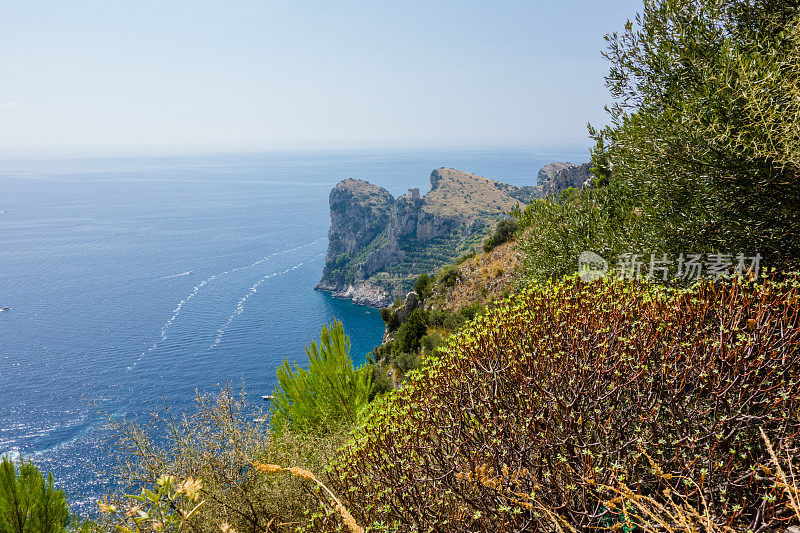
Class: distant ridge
316,168,539,307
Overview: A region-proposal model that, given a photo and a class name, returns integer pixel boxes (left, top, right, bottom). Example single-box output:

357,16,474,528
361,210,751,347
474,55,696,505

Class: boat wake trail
210,261,304,349
127,239,322,370
159,270,193,279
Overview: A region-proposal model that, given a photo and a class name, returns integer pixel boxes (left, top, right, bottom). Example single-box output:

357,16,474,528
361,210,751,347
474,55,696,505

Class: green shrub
515,0,800,282
369,365,393,400
379,308,400,332
369,341,394,365
602,0,800,267
0,456,70,533
424,309,466,334
393,352,419,374
437,265,461,288
442,311,463,332
482,219,518,253
271,320,372,434
514,185,642,282
426,309,450,328
419,332,443,354
414,274,433,300
331,275,800,531
459,302,483,322
394,309,427,354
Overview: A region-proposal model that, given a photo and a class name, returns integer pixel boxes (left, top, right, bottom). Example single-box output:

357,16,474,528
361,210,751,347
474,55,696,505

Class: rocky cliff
316,168,534,307
538,162,594,197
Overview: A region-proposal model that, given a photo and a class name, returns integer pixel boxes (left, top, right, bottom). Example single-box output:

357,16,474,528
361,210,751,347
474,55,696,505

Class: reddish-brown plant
331,275,800,531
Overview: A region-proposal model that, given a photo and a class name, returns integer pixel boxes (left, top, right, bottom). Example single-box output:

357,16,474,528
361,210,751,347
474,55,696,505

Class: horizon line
0,138,593,160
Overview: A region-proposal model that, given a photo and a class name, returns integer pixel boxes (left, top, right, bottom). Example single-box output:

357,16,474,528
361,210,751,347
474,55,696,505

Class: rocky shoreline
315,279,394,308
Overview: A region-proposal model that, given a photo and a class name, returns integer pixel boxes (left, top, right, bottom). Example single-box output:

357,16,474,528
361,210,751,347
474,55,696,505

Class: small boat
1,307,10,311
261,395,274,400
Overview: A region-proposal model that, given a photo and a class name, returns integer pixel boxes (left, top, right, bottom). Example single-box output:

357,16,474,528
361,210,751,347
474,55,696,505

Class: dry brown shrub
102,386,347,532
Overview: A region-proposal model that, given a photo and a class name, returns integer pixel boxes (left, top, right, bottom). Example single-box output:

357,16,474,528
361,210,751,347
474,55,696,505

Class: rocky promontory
538,161,593,197
316,168,536,307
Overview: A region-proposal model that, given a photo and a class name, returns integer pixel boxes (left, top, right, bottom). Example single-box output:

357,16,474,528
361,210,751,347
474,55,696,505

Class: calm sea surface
0,147,586,515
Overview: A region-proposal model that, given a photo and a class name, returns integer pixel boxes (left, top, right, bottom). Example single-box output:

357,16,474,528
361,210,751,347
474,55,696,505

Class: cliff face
317,168,533,307
321,178,394,268
539,162,593,197
537,162,573,186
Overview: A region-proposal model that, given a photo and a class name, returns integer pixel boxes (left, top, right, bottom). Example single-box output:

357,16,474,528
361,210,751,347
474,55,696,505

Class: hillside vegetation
332,275,800,531
516,0,800,282
420,168,528,218
16,0,800,532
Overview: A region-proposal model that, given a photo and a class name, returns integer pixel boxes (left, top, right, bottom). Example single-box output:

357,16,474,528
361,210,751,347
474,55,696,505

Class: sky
0,0,643,153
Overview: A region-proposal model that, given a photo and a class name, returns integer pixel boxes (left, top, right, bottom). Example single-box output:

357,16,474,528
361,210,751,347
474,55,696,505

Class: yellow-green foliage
330,275,800,531
99,474,204,533
514,185,648,282
271,320,372,434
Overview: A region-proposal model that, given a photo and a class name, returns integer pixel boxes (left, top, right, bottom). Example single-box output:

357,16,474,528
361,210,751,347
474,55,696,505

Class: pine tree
270,320,372,433
0,457,69,533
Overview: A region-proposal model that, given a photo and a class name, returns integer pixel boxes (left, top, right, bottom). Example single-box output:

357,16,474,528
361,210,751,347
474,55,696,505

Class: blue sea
0,146,586,516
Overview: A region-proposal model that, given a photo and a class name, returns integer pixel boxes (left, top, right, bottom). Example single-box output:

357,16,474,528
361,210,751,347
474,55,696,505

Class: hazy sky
0,1,643,152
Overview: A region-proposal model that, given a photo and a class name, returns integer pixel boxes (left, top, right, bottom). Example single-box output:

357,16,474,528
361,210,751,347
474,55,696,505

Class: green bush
441,313,462,332
394,309,427,354
514,184,642,282
414,274,433,300
393,352,419,374
602,0,800,264
369,365,394,400
419,332,443,353
0,456,70,533
437,265,461,288
459,302,484,322
421,308,465,332
482,219,518,253
515,0,800,281
426,309,451,328
270,320,372,434
331,275,800,531
379,308,400,332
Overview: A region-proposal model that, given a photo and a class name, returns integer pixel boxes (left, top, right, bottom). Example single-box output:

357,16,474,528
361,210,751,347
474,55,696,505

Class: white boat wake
210,261,304,349
159,270,193,279
127,239,322,370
